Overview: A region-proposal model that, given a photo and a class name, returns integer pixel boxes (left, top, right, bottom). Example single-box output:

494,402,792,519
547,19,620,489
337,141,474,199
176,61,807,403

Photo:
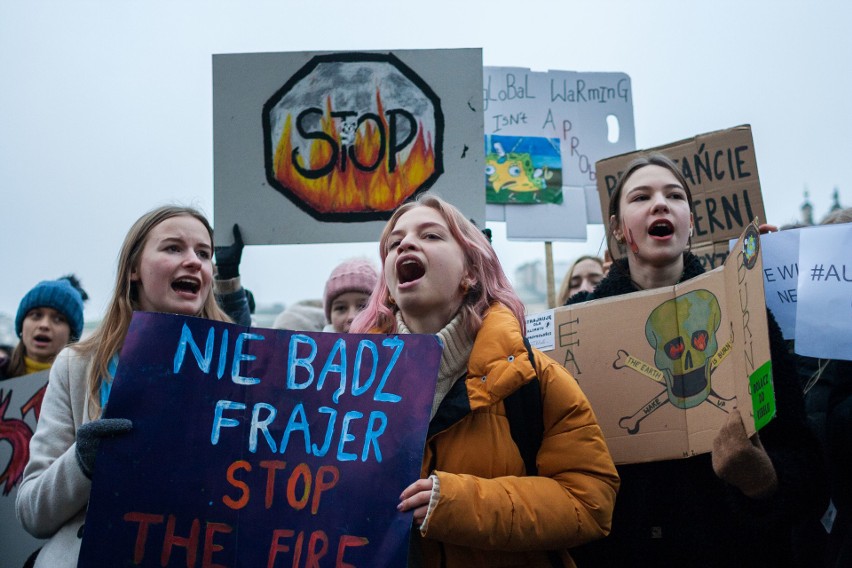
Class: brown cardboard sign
535,224,774,464
596,125,766,269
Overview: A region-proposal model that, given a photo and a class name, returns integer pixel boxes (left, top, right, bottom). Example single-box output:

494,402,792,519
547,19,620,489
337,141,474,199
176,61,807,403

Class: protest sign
214,48,484,246
795,223,852,360
733,223,852,356
596,125,766,270
78,312,441,567
482,66,636,240
529,224,774,464
731,229,800,340
0,371,48,567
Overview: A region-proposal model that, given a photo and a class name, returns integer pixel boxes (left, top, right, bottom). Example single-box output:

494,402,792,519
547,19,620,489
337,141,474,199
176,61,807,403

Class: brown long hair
5,343,27,378
76,205,231,418
556,255,604,306
606,153,695,260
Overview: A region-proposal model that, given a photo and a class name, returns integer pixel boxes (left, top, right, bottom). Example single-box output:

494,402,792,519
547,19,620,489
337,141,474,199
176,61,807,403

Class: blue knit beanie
16,279,85,341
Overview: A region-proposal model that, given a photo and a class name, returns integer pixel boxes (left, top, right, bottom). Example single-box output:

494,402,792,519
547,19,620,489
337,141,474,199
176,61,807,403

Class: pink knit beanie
323,258,379,321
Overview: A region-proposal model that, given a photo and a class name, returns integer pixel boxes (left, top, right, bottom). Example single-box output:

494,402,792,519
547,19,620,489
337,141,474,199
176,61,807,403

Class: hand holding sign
398,476,435,526
78,312,441,567
214,224,243,280
75,418,133,479
711,409,778,498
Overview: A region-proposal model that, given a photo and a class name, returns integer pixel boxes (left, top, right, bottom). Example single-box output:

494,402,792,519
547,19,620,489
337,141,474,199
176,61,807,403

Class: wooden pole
545,241,555,309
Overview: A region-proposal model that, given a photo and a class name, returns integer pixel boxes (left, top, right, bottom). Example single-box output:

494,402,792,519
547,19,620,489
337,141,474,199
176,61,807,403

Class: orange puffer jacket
416,304,619,567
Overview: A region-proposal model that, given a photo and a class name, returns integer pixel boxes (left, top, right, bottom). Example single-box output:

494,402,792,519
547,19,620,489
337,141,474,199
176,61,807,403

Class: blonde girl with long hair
16,206,231,568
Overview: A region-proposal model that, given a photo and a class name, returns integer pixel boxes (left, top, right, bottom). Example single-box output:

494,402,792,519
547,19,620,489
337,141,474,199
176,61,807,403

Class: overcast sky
2,0,850,323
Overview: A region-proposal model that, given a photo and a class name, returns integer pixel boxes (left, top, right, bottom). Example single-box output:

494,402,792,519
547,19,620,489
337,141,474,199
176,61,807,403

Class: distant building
513,258,570,314
799,186,845,226
0,313,16,347
253,303,287,328
829,187,843,213
801,189,814,225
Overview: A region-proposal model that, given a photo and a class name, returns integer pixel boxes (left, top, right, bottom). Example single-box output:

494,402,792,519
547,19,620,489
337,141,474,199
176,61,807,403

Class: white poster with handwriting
524,309,555,351
483,67,635,240
795,224,852,360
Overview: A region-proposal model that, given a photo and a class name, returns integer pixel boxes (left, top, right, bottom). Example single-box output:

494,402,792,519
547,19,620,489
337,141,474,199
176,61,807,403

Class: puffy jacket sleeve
215,276,251,327
424,352,620,550
16,348,92,538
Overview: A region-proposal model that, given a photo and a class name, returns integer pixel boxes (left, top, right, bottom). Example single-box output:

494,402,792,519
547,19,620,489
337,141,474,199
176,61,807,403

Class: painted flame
273,90,436,214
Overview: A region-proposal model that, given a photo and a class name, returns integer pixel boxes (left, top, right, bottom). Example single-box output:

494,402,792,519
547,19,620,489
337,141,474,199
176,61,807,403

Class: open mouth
172,278,200,294
34,334,51,343
648,220,675,237
397,257,425,284
670,366,709,398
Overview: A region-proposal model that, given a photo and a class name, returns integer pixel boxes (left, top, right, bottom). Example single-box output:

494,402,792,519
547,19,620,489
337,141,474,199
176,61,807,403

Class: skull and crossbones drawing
615,289,735,434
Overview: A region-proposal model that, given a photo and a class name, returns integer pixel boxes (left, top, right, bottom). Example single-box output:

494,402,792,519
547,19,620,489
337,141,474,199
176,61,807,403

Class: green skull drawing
645,290,722,409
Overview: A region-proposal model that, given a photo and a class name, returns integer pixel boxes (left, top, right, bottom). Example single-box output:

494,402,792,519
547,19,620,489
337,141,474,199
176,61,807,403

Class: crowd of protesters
5,180,850,567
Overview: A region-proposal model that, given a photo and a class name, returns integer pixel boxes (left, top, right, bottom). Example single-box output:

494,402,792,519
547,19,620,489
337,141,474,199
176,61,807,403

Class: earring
689,226,694,237
388,295,396,305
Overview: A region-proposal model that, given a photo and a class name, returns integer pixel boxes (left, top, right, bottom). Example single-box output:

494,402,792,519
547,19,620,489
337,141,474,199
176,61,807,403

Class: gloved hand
75,418,133,479
711,408,778,498
215,224,244,280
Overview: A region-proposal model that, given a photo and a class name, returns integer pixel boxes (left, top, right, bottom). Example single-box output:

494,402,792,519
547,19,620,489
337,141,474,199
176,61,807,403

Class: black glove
215,224,244,280
75,418,133,479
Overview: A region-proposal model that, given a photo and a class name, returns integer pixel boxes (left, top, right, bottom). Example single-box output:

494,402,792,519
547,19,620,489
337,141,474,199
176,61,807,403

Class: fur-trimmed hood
567,252,705,304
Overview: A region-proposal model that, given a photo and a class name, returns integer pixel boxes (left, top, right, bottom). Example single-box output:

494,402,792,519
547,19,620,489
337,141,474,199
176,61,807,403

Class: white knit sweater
395,311,474,419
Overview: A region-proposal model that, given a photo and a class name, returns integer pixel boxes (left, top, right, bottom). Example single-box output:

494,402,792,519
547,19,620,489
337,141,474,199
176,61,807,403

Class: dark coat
567,253,828,567
823,359,852,566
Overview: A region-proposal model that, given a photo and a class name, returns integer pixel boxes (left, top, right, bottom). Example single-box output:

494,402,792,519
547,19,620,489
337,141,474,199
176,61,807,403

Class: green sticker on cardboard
750,360,775,430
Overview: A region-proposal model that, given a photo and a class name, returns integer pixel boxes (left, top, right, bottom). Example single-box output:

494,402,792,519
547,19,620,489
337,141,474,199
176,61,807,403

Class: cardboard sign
532,224,774,464
482,66,636,240
596,125,766,264
0,370,49,567
78,313,441,567
731,229,801,340
214,48,484,246
795,223,852,360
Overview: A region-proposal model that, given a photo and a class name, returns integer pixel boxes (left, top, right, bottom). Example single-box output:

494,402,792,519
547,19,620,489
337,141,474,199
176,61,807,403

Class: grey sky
2,0,850,323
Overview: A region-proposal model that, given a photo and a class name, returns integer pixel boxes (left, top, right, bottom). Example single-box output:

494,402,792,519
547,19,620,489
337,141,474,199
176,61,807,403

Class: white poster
214,48,484,245
795,224,852,360
482,67,635,240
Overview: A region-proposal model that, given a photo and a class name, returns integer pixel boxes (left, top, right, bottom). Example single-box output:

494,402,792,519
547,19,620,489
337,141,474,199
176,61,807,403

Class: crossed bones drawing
613,347,734,435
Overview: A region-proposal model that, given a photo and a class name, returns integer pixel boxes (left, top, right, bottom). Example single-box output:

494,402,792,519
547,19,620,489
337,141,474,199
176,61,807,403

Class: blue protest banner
78,312,441,567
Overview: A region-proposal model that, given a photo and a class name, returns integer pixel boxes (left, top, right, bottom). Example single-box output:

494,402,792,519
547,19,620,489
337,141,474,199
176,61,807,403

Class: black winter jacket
567,253,827,567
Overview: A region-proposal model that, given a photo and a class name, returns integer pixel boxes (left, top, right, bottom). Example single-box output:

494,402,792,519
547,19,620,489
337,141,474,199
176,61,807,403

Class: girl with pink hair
351,194,618,567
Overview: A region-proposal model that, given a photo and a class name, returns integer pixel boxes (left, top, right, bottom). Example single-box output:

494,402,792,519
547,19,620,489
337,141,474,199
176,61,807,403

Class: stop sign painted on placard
262,52,444,221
